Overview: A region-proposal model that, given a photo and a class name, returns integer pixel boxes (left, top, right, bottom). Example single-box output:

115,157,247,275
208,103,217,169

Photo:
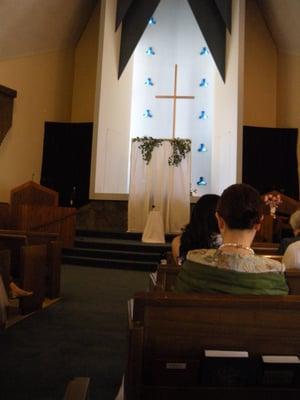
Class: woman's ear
254,215,264,232
215,212,225,232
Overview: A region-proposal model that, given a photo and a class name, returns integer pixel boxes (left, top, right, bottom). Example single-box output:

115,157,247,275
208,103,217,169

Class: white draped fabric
128,140,191,234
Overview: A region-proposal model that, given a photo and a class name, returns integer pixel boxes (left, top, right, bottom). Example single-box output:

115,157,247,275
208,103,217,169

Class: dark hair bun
241,209,260,227
217,184,262,230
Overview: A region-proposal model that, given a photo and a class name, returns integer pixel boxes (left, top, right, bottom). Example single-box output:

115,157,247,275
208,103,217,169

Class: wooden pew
286,269,300,295
63,377,90,400
125,292,300,399
252,242,279,255
0,234,47,314
0,249,11,294
0,250,10,329
0,230,62,298
19,244,47,314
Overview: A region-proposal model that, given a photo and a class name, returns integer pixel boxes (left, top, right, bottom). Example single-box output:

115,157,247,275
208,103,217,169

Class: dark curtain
41,122,93,207
243,126,299,200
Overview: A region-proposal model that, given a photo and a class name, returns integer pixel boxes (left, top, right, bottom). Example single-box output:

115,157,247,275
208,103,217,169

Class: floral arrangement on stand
264,193,282,219
133,136,191,166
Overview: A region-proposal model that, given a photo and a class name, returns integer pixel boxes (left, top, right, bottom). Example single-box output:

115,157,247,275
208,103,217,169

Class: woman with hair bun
175,183,289,295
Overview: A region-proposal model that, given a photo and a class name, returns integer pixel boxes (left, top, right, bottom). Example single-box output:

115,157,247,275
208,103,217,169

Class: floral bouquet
264,193,282,219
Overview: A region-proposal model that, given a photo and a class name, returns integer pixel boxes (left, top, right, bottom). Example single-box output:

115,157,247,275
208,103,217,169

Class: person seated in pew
175,183,289,295
172,194,221,265
278,210,300,255
279,210,300,269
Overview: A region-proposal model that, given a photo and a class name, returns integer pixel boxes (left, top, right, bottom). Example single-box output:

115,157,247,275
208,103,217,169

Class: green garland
133,137,163,164
133,136,191,166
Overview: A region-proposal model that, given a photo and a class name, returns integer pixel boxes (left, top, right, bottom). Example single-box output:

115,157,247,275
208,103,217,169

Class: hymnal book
205,350,249,358
201,349,256,386
260,355,300,387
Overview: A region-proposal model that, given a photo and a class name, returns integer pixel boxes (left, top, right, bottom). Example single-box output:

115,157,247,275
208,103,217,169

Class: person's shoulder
286,240,300,251
253,254,285,273
186,249,217,264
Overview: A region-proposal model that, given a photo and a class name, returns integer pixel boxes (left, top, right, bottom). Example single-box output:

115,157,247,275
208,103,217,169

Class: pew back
0,230,62,298
126,292,300,399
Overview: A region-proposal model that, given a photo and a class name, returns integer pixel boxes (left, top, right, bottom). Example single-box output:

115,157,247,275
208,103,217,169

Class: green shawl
175,259,289,295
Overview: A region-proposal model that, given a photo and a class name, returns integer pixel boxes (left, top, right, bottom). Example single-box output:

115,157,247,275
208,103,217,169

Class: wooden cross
156,64,195,138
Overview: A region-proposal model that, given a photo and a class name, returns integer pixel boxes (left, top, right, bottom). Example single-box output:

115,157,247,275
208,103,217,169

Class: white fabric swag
128,140,191,234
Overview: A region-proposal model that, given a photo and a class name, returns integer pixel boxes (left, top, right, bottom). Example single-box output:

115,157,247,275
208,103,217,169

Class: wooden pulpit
10,181,76,247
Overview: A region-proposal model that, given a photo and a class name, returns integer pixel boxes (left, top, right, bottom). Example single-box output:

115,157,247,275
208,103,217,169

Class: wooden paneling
11,180,58,206
10,205,75,248
0,202,10,228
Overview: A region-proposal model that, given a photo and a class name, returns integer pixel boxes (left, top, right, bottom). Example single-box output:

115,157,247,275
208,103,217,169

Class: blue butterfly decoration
145,78,154,86
198,143,207,152
199,111,208,120
143,109,153,118
148,17,157,25
200,47,209,55
199,78,208,87
146,47,155,56
197,177,207,186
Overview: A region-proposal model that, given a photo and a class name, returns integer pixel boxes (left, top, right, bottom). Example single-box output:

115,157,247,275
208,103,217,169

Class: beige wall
0,49,74,201
277,53,300,180
244,0,277,127
71,1,100,122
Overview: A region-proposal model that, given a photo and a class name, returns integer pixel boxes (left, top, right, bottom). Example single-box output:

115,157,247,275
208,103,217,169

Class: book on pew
201,350,257,386
260,355,300,387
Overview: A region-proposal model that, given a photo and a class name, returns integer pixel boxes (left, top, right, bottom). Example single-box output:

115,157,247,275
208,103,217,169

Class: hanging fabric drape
128,140,191,233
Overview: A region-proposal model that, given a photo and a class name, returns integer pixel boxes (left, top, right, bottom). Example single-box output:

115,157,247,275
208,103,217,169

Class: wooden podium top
10,181,59,207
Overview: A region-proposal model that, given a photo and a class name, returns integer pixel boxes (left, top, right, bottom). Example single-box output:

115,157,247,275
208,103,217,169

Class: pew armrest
19,244,47,315
125,300,144,399
46,240,62,298
63,377,90,400
0,249,11,293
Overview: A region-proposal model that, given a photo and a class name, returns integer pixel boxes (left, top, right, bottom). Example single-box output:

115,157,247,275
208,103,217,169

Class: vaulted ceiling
0,0,98,60
0,0,298,62
257,0,300,55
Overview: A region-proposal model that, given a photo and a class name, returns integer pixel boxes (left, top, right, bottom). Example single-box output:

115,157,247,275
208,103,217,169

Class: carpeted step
65,230,173,271
64,247,162,262
62,254,157,271
76,229,175,242
74,237,171,254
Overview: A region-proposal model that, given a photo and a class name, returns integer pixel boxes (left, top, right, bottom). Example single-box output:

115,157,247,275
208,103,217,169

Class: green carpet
0,265,149,400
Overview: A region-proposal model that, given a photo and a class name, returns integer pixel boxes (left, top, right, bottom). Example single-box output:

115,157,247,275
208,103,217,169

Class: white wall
90,0,133,200
211,0,245,194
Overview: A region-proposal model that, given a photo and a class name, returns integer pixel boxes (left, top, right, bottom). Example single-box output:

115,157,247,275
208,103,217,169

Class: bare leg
9,281,33,298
